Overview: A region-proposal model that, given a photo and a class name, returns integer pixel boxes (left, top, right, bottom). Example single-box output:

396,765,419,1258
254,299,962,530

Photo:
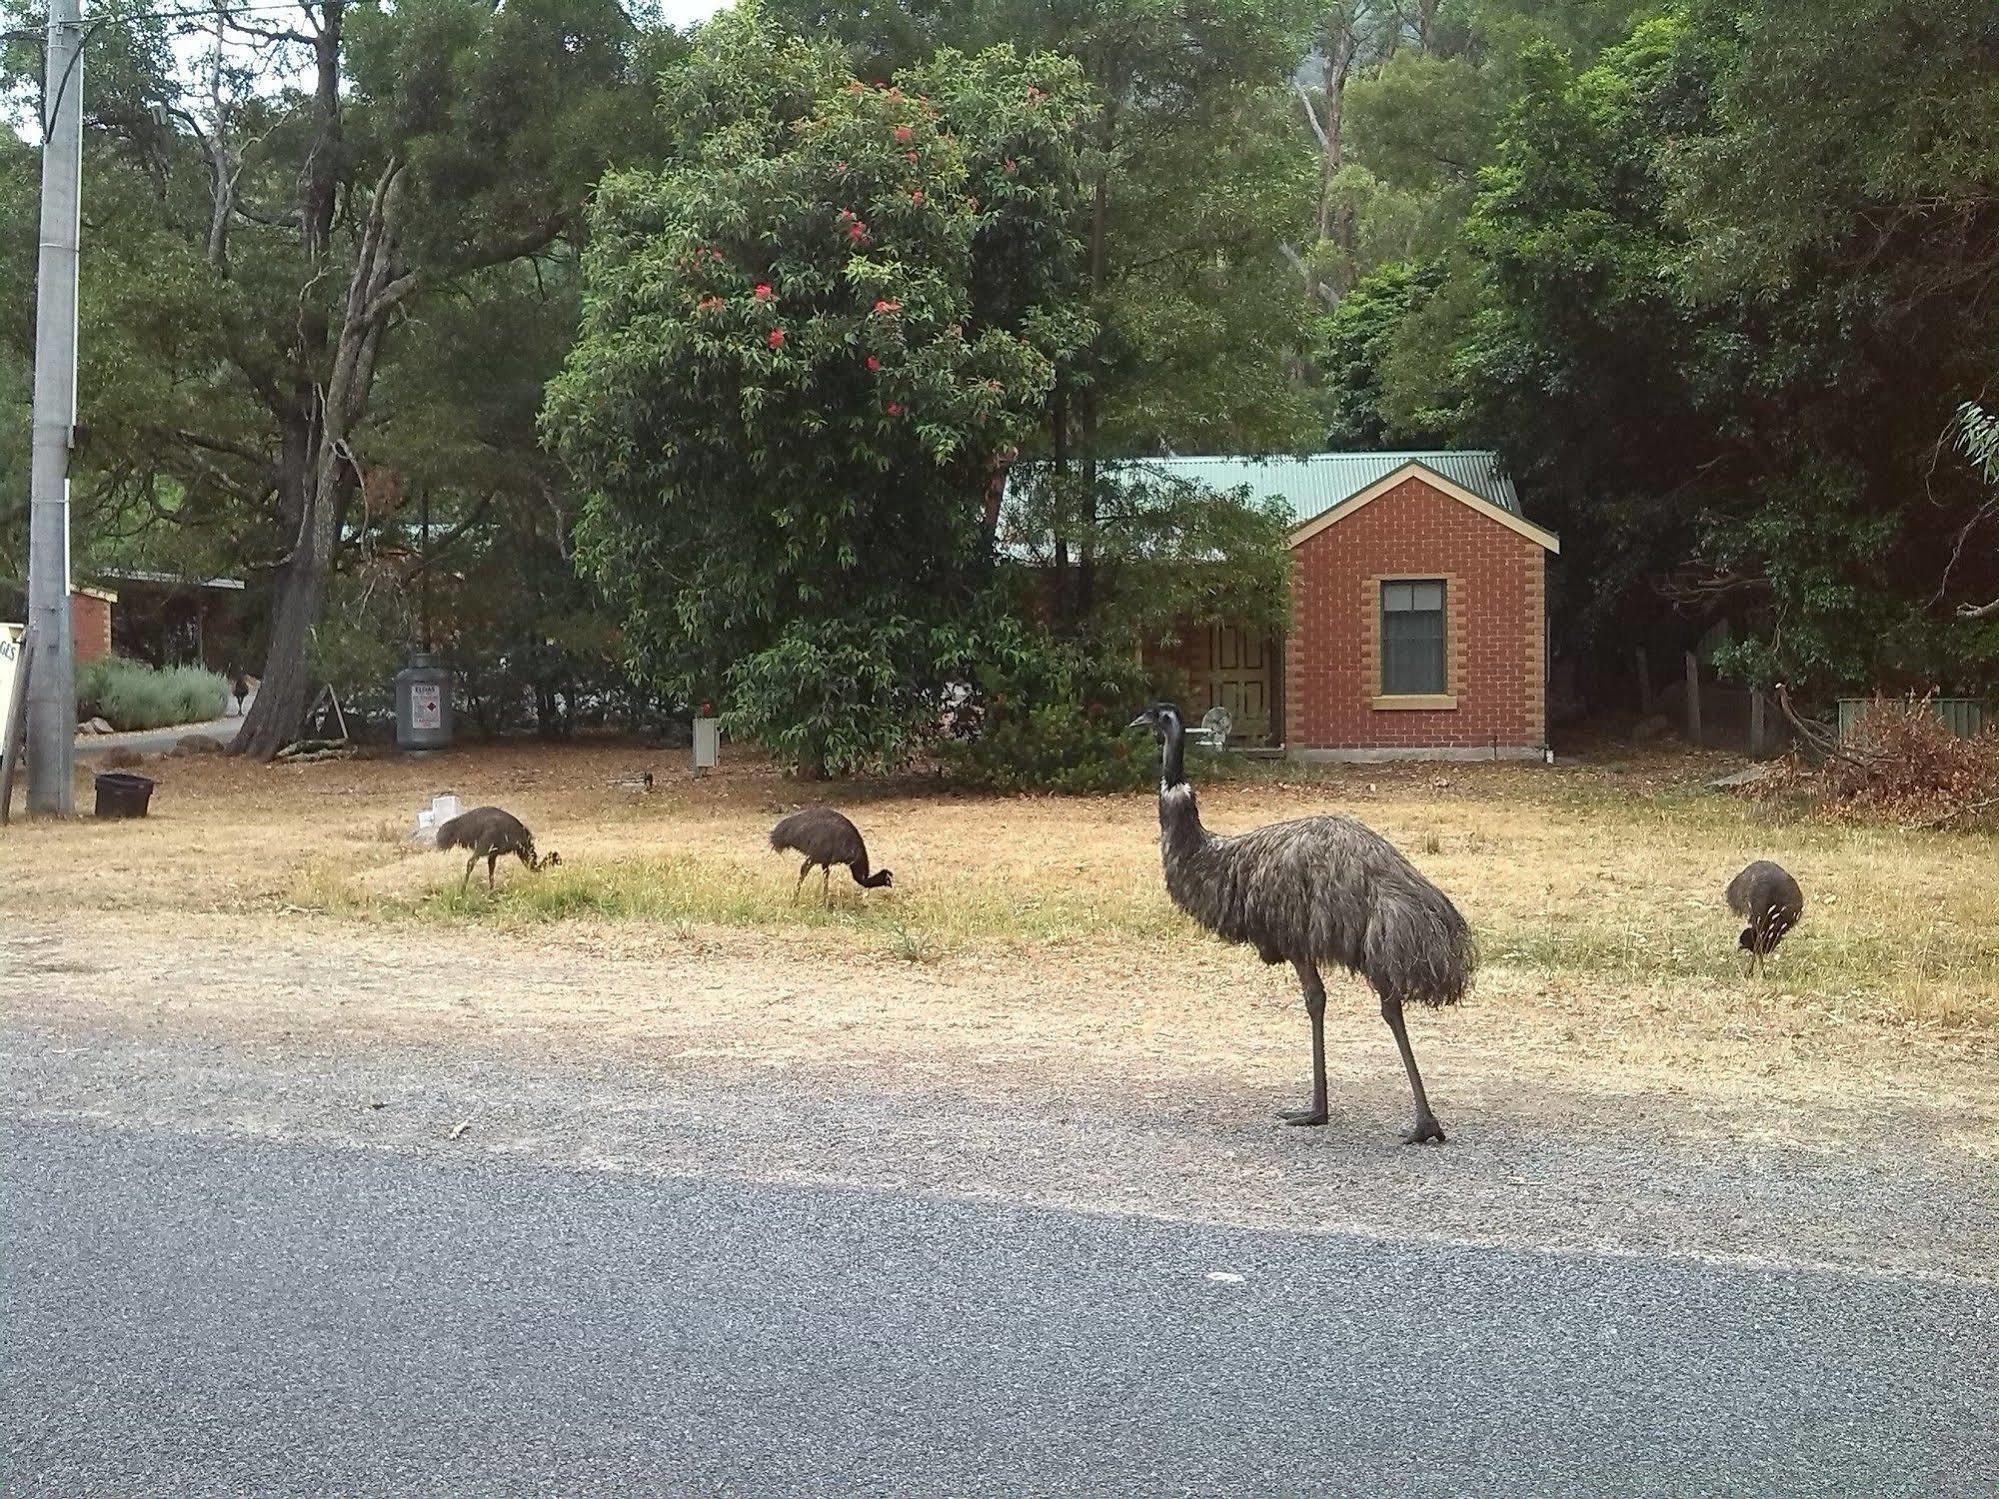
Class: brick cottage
1073,452,1560,760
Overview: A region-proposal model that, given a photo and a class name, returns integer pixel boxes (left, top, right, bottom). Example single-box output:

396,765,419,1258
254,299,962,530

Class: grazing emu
436,806,559,894
769,806,893,902
1726,859,1802,974
1129,703,1476,1143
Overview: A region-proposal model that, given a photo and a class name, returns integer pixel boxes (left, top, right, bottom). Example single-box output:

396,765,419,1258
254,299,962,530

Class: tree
0,0,658,755
544,9,1096,775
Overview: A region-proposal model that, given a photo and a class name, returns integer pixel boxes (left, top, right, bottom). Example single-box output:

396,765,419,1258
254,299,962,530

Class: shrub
77,656,229,731
1770,697,1999,829
938,627,1215,794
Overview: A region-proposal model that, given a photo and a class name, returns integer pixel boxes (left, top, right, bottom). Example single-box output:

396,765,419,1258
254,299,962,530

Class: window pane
1380,579,1446,695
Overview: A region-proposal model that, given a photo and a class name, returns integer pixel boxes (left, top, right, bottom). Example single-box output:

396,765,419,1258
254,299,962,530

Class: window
1380,579,1446,696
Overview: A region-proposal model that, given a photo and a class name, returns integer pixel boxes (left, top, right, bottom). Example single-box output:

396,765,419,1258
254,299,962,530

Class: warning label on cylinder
410,683,442,731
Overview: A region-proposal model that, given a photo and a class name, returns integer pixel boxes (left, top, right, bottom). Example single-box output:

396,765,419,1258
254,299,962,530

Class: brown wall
70,592,112,665
1284,476,1547,754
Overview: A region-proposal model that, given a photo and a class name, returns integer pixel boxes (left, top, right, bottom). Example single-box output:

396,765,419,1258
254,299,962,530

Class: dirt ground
4,737,1994,1280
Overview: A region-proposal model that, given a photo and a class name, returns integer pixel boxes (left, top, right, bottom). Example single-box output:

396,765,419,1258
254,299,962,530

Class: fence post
1684,651,1702,746
1749,690,1767,758
1635,648,1653,718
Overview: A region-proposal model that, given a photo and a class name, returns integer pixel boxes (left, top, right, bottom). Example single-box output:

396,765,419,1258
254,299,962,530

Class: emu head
537,849,561,873
1126,702,1182,738
869,868,894,889
1737,925,1757,952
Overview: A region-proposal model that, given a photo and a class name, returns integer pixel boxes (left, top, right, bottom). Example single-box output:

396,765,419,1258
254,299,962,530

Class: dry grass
6,737,1995,1094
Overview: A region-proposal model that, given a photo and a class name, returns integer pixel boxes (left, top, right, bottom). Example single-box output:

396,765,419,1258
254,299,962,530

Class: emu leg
820,866,831,904
461,855,478,895
793,860,812,903
1381,995,1445,1144
1278,960,1330,1126
487,853,499,892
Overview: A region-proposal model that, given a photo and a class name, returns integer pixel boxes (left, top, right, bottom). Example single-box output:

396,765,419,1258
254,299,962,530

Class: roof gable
1288,459,1560,554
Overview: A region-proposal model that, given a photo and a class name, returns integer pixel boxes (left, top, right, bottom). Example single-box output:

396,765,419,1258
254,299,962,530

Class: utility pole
26,0,83,815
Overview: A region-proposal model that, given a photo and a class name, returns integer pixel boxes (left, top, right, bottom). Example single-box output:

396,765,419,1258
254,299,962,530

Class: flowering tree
544,7,1093,774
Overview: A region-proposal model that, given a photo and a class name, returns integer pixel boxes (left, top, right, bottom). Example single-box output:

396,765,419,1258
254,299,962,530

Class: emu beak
1126,712,1151,731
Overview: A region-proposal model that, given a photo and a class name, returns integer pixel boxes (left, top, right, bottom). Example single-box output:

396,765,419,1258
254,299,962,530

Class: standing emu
1726,859,1802,974
230,669,250,716
769,807,893,902
436,806,559,894
1129,703,1476,1143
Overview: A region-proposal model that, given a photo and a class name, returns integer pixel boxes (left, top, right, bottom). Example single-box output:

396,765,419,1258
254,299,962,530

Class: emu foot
1277,1105,1329,1126
1402,1116,1447,1145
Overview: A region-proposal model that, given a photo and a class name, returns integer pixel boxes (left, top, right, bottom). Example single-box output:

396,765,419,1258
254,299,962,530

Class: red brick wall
1284,476,1547,753
70,592,112,665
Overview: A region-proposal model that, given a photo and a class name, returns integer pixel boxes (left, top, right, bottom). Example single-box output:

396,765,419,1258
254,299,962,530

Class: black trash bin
94,771,154,819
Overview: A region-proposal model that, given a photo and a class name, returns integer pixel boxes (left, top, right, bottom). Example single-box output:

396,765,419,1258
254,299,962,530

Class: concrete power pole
26,0,83,815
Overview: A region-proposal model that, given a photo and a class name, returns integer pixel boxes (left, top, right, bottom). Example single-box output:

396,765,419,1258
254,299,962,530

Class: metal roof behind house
1103,452,1520,525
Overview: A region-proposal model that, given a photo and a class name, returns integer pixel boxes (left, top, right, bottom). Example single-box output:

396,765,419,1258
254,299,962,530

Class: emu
769,806,893,902
230,670,250,716
1129,703,1476,1143
1726,859,1802,974
436,806,559,894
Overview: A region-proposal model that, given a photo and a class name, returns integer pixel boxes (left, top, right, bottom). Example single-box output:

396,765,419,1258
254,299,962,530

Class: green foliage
547,7,1097,774
1314,1,1999,695
937,625,1158,793
77,656,228,730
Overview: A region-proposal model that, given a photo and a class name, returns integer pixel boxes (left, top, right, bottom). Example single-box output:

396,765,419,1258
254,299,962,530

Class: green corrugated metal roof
1103,451,1520,524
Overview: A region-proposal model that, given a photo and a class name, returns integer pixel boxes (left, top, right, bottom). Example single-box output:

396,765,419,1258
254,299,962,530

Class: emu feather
1132,704,1474,1142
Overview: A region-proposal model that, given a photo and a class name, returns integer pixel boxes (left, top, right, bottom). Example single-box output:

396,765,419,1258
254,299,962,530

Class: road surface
2,993,1992,1497
73,693,252,758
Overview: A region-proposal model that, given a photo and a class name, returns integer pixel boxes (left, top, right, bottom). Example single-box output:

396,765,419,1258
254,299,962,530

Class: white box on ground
692,716,719,770
411,793,461,845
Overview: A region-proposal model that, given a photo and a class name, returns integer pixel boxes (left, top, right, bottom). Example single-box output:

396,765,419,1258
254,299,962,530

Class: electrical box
692,715,719,770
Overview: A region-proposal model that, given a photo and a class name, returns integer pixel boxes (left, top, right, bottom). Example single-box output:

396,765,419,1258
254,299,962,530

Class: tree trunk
233,149,407,759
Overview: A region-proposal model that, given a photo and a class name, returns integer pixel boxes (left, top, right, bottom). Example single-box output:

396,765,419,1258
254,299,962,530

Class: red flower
871,298,900,314
695,295,721,312
893,124,913,143
904,150,918,163
865,355,880,371
909,189,924,204
846,220,867,241
766,327,785,348
753,283,773,300
884,401,901,415
1002,158,1017,175
709,248,722,261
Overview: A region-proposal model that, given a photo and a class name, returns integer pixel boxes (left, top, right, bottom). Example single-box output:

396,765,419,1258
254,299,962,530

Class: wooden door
1191,625,1274,744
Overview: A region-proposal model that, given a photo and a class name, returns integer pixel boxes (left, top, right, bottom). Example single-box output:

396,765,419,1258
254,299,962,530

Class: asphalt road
4,1115,1992,1498
73,694,251,758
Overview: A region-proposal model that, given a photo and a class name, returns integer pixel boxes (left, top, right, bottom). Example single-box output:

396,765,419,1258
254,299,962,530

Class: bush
1774,698,1999,829
938,628,1214,794
77,656,229,731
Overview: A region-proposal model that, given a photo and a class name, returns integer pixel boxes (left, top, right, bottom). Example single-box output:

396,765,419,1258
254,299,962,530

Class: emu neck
848,857,874,887
1159,719,1187,790
1157,721,1207,857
